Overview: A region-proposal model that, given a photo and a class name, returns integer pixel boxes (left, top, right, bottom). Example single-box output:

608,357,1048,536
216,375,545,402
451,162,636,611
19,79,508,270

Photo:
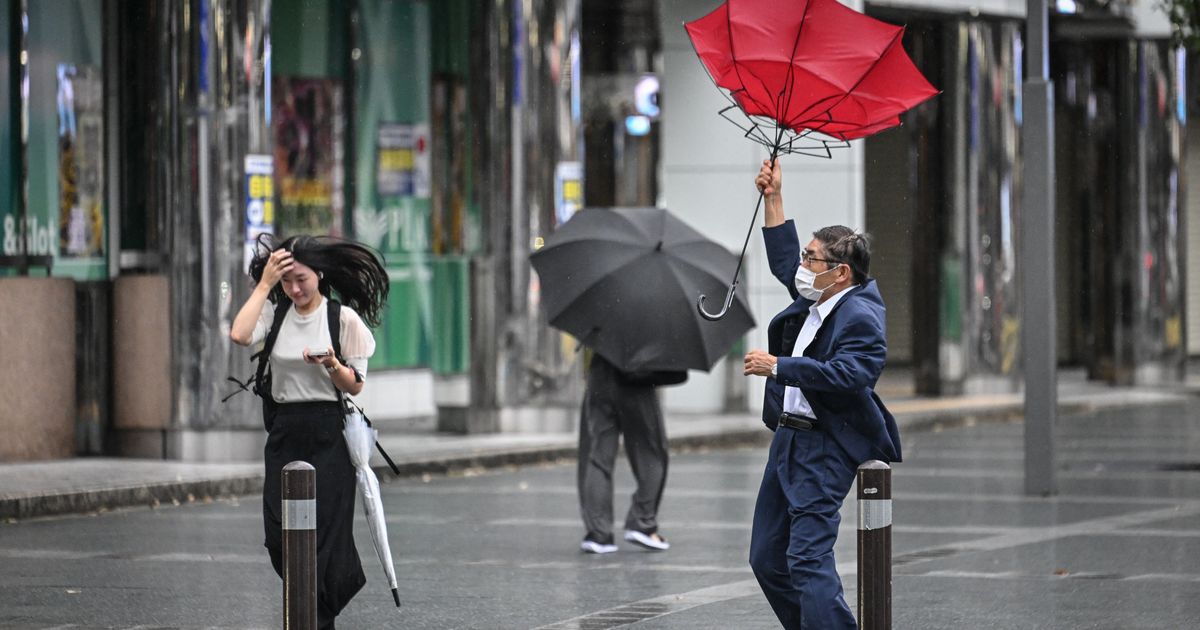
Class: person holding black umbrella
528,205,756,554
742,159,902,629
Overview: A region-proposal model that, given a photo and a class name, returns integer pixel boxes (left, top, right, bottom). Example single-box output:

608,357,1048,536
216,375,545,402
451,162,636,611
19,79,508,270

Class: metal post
1022,0,1057,496
282,461,317,630
857,461,892,630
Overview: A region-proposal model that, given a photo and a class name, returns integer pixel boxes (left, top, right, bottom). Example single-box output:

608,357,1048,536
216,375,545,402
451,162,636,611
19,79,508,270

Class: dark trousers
263,401,365,630
577,360,669,544
749,422,859,629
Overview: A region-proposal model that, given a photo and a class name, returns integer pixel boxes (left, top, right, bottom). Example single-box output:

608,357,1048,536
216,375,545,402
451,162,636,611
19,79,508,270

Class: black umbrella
530,207,755,373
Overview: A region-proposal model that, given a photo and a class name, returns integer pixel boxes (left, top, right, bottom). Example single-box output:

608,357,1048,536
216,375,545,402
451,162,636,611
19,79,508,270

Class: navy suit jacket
760,220,903,464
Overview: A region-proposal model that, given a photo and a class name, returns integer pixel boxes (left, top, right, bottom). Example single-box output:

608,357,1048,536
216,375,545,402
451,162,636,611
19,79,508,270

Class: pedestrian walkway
1,369,1195,521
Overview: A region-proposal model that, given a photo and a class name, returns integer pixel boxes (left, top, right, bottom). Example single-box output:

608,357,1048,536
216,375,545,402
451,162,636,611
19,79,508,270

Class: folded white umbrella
343,407,401,607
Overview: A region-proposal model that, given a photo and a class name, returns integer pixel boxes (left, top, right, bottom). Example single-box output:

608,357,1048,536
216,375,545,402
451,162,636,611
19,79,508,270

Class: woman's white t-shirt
249,298,376,403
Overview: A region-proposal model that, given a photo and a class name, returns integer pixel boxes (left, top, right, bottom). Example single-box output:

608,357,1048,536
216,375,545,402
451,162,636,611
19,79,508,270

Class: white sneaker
580,539,618,554
624,530,670,551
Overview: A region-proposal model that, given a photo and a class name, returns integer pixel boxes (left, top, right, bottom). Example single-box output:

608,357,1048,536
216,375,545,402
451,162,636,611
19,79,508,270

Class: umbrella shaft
728,140,782,288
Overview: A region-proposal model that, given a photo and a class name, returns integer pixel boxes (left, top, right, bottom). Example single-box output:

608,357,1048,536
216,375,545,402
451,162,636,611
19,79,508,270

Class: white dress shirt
782,285,857,419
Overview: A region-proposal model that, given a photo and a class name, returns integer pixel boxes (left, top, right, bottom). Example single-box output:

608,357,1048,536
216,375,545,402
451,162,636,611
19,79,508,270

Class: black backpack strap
253,298,293,396
327,299,343,362
326,299,363,384
222,297,291,404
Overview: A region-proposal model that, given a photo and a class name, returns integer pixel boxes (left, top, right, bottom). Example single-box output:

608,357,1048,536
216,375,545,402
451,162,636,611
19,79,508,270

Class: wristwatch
770,362,777,378
325,361,339,374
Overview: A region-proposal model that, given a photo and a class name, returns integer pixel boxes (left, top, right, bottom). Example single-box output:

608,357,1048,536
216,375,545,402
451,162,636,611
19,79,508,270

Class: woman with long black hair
230,233,388,629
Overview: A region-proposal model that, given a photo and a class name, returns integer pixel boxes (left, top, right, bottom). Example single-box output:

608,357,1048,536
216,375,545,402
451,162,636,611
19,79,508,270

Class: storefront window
352,0,434,370
269,0,473,374
25,0,106,280
271,0,348,238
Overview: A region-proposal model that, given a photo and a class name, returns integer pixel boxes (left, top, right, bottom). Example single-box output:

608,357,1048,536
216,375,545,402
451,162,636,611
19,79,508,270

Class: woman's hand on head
259,249,294,289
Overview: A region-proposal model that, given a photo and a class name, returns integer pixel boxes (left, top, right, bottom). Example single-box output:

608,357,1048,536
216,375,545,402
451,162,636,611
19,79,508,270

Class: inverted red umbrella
685,0,938,320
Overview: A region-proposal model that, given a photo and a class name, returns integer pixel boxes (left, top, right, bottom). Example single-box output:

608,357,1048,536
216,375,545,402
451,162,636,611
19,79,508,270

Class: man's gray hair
812,225,871,284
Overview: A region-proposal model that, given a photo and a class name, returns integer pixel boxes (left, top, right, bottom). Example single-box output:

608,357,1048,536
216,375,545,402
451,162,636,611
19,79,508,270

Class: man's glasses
800,250,842,266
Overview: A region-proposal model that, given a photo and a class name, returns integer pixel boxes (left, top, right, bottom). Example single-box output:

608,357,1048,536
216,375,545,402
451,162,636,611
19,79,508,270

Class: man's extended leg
779,427,858,629
750,429,804,629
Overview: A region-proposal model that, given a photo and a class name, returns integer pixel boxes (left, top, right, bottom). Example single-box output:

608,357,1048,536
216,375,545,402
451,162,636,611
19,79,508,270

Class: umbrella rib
776,0,814,138
785,28,907,132
668,240,746,286
686,7,782,126
548,248,653,329
683,11,731,94
544,209,658,249
690,3,848,158
723,2,791,122
720,103,775,147
660,250,727,368
603,208,662,242
554,251,708,371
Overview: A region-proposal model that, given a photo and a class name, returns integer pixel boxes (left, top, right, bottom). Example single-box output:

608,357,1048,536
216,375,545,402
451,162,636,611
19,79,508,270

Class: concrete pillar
111,275,172,457
940,20,1025,395
455,0,583,434
156,0,271,460
0,278,76,460
1114,41,1187,385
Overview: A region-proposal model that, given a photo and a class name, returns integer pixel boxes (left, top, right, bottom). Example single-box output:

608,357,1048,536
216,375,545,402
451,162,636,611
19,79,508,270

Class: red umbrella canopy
686,0,937,143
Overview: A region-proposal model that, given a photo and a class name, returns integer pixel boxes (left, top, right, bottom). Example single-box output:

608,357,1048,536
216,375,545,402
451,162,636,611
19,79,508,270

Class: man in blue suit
743,159,902,629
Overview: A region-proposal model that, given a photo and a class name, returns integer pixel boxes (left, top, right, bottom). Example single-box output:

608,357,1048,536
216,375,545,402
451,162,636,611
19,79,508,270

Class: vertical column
466,0,582,433
160,0,269,455
1119,42,1187,385
1022,0,1057,497
940,21,1024,396
464,0,510,433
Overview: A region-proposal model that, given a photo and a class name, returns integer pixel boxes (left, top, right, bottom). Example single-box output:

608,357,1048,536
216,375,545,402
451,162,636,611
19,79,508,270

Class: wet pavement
2,402,1199,628
4,366,1194,523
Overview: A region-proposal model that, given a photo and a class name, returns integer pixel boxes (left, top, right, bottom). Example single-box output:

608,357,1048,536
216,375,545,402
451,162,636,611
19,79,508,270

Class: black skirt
262,401,365,627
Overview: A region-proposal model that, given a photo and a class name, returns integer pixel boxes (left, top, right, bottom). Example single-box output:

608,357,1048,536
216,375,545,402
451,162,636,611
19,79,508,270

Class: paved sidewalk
2,371,1196,521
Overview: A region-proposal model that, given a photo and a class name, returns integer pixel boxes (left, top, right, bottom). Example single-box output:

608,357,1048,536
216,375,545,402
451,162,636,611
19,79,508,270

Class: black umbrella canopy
530,207,755,373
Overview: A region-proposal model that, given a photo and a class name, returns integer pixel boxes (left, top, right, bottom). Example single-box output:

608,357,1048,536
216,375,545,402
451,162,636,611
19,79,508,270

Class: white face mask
794,265,839,301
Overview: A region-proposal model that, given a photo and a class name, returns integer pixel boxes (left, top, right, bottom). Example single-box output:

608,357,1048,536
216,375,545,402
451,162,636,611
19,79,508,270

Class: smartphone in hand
307,350,332,361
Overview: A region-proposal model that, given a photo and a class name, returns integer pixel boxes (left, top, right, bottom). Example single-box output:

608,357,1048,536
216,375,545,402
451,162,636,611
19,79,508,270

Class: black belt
779,412,817,431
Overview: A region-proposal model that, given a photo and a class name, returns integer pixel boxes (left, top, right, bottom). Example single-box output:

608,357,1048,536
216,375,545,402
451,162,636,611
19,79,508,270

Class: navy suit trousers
750,423,859,629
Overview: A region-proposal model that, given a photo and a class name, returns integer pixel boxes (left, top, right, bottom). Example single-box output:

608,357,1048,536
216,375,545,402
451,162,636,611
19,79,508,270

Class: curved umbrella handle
697,153,778,324
697,283,738,321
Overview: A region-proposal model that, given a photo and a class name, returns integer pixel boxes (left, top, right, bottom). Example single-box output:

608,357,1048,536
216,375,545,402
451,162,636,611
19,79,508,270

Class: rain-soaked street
3,403,1200,629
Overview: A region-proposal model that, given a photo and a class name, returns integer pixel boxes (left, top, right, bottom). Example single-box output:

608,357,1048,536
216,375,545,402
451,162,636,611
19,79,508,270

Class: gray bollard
282,461,317,630
857,460,892,630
